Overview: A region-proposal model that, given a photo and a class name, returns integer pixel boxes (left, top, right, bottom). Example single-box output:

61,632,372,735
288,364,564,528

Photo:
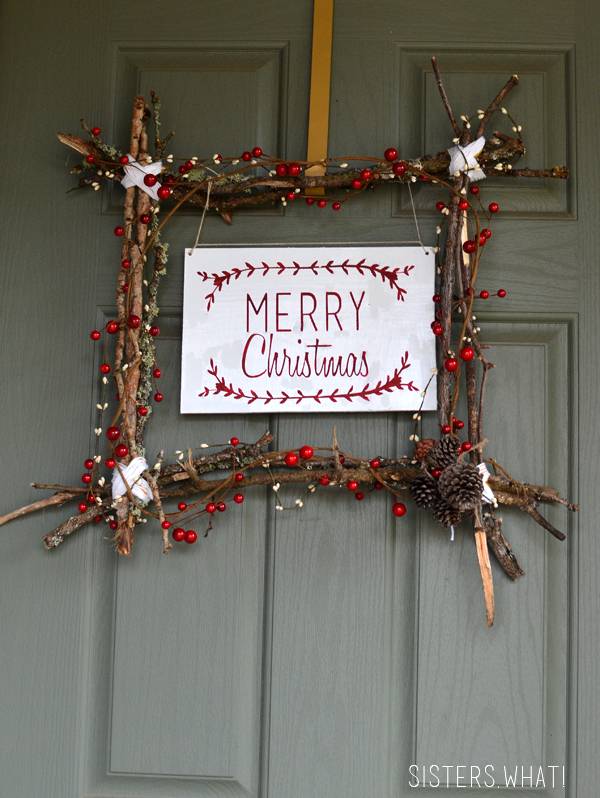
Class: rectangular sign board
181,245,436,413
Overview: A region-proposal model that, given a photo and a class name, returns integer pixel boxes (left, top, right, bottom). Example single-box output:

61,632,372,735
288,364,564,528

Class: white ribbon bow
447,136,486,182
112,456,153,505
121,156,163,200
477,462,498,507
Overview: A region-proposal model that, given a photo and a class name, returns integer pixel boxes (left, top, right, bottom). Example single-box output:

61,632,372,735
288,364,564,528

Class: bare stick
484,513,525,580
431,56,461,137
0,491,78,527
520,503,567,541
476,74,520,137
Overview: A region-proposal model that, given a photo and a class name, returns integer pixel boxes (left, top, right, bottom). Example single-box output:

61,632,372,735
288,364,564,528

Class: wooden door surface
1,1,597,796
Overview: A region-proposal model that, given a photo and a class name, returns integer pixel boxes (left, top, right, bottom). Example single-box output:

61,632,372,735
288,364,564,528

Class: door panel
0,1,596,797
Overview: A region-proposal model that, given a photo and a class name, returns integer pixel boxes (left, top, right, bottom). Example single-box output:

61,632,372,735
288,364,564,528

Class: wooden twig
431,56,461,137
520,503,567,541
484,513,524,580
476,74,520,137
0,491,78,527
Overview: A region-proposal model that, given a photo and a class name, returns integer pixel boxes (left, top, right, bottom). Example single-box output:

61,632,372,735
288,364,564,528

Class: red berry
154,391,164,402
479,290,490,300
286,191,296,201
233,493,244,504
137,406,148,416
459,199,469,211
178,164,187,175
114,226,125,237
78,502,88,513
431,468,442,479
497,288,507,298
143,174,158,188
488,201,499,213
360,168,373,181
453,418,465,430
432,294,441,303
459,346,475,361
275,163,288,176
161,520,171,529
121,282,129,293
85,154,96,164
157,185,171,200
234,472,244,482
82,473,92,484
128,314,141,329
305,197,315,205
105,458,116,469
121,258,131,269
339,455,345,464
392,161,406,176
441,424,452,435
119,155,129,165
478,233,487,247
284,451,299,467
241,150,252,161
346,479,359,491
355,491,365,501
319,475,330,486
288,163,301,176
90,126,101,136
93,514,102,524
460,441,473,453
435,201,446,212
374,481,384,490
317,199,327,208
205,502,217,514
109,520,118,530
106,320,119,334
392,502,407,517
444,357,458,372
184,529,198,544
463,239,477,254
84,458,94,470
299,445,314,460
172,527,185,542
469,184,480,195
115,443,129,458
332,201,342,211
351,178,363,190
369,458,381,469
140,213,151,225
149,325,160,337
384,147,398,162
230,436,240,447
431,321,443,336
216,501,226,512
152,367,161,378
482,227,492,239
99,363,111,374
252,146,263,157
90,329,101,341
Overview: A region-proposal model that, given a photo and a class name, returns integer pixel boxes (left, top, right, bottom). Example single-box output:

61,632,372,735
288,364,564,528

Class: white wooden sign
181,245,436,413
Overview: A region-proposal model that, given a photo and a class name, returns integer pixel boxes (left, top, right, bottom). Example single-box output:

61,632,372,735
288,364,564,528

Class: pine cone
438,462,483,511
427,435,459,470
431,497,463,527
414,438,436,462
410,474,439,508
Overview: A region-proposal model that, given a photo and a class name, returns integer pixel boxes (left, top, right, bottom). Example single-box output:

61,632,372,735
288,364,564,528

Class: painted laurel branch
199,260,414,311
201,353,418,405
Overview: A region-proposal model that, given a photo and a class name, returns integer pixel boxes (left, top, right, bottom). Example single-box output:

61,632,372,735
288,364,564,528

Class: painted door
0,1,597,796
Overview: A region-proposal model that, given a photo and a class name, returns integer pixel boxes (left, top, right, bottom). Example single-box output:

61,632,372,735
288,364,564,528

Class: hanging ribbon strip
478,462,498,507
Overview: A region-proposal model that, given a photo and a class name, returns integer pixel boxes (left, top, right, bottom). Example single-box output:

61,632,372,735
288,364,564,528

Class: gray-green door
1,1,597,796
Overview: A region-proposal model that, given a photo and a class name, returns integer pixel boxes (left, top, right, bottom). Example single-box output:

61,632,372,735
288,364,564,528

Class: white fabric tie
112,456,153,504
121,156,163,200
447,136,486,182
478,462,498,507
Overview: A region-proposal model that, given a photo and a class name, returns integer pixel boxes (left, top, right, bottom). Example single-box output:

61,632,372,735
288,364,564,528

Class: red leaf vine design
199,352,419,406
197,259,415,312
